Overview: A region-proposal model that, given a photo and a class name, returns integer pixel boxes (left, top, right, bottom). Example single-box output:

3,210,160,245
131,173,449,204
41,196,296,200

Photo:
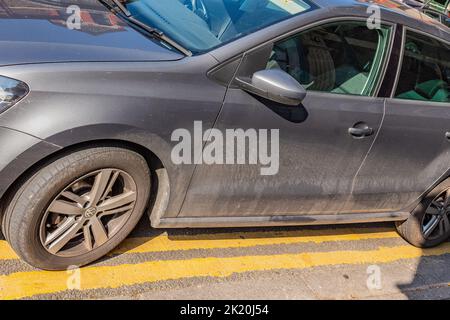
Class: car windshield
124,0,315,54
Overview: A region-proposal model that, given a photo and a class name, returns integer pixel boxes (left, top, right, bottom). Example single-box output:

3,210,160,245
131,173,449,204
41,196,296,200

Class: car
0,0,449,270
404,0,450,27
422,8,450,27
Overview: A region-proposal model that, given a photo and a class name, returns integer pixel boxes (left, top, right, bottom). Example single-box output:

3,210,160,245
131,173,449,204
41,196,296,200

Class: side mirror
236,69,307,106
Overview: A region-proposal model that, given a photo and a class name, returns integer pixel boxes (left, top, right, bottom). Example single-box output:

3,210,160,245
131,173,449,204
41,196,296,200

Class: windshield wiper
127,16,193,56
97,0,192,57
99,0,131,16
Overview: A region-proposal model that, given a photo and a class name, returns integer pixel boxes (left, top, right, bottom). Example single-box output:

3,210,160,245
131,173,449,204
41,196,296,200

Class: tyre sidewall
398,179,450,248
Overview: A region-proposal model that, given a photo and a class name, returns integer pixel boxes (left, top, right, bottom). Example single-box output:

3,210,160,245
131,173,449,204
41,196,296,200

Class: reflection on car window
125,0,315,53
395,31,450,103
266,22,391,96
422,9,450,27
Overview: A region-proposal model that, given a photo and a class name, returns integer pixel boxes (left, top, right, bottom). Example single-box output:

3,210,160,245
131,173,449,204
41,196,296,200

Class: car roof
312,0,449,37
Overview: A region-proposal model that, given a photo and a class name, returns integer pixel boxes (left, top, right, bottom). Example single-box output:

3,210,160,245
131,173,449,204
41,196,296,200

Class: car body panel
349,100,450,213
0,56,229,216
0,127,61,197
0,0,183,66
159,211,410,228
345,25,450,214
179,90,386,217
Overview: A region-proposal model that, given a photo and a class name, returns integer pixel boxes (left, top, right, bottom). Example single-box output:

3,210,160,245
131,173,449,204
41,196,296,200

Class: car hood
0,0,183,66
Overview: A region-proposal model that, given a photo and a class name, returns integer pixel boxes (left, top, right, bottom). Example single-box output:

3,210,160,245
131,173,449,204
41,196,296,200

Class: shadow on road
397,242,450,299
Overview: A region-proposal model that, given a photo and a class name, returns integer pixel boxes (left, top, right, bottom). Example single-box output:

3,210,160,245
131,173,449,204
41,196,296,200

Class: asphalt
0,217,449,300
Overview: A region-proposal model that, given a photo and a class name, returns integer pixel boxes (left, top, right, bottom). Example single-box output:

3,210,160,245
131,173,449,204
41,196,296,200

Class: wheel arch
401,168,450,216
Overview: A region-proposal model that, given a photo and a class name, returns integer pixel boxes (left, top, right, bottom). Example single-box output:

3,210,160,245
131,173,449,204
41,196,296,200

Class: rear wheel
2,146,150,270
396,179,450,248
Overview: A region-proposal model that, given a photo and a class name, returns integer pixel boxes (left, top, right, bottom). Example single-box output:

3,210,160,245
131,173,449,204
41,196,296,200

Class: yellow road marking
1,243,449,300
113,227,400,254
0,241,17,260
0,227,400,260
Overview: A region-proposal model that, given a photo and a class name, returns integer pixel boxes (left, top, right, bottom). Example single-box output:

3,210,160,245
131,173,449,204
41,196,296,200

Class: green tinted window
266,22,391,96
395,31,450,103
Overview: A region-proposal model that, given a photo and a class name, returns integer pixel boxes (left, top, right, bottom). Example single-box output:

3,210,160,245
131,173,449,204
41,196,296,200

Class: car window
395,31,450,103
266,21,392,96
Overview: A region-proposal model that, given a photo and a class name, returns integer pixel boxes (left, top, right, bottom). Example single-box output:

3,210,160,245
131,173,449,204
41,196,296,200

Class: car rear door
347,28,450,214
179,19,394,218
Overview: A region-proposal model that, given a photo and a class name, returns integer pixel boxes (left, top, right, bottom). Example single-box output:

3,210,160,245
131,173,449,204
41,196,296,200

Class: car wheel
1,146,150,270
396,179,450,248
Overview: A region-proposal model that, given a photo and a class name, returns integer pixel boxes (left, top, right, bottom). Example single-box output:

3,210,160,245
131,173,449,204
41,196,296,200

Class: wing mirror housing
236,69,307,106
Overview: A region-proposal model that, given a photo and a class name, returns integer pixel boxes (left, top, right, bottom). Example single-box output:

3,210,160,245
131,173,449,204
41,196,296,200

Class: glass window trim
362,26,394,97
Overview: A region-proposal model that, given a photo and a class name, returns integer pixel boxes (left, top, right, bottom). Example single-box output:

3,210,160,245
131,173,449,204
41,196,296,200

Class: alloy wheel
422,188,450,240
39,169,137,257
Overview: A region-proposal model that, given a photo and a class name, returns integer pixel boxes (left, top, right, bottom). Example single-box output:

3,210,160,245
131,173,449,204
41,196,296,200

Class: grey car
0,0,449,270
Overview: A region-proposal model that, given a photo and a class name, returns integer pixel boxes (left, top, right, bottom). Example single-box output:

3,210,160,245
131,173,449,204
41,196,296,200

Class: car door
347,29,450,214
179,19,393,217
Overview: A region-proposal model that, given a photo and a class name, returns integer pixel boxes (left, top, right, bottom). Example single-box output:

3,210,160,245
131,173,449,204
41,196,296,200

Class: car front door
347,29,450,214
179,20,394,218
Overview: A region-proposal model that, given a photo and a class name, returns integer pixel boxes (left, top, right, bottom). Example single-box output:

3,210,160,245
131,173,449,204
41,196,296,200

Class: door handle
348,122,374,138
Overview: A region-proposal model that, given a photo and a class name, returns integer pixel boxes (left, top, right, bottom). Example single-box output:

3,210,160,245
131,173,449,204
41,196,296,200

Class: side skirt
154,211,410,228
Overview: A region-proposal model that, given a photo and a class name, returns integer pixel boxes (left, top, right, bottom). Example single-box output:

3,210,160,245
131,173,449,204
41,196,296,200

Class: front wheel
2,146,151,270
396,179,450,248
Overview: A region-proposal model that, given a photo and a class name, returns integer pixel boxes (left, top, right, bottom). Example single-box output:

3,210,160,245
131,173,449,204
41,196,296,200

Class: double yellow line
113,227,401,254
0,227,399,260
1,227,448,300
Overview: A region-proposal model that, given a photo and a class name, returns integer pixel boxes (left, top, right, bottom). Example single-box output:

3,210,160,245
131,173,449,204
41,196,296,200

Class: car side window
395,31,450,103
266,21,391,96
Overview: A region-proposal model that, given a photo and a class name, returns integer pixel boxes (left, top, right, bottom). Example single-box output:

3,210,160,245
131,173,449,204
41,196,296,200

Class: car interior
395,33,450,102
267,23,385,96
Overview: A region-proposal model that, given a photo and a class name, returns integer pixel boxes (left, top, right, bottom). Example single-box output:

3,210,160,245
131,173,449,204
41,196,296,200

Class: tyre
396,179,450,248
1,146,150,270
